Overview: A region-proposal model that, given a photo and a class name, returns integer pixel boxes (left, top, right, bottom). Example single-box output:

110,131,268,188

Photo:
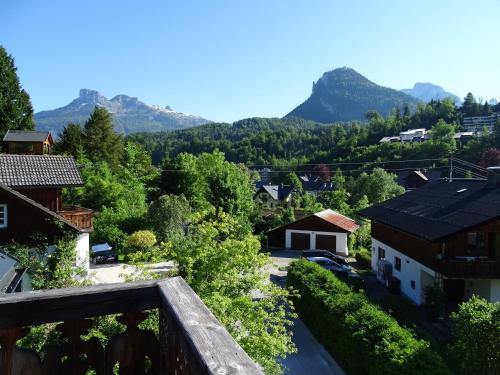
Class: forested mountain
34,89,211,135
286,67,421,123
401,83,462,106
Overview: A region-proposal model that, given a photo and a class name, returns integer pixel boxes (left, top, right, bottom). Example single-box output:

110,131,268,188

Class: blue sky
1,0,499,122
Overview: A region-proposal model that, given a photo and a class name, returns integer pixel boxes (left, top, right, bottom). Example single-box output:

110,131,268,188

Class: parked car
305,256,351,274
301,250,353,271
91,243,118,264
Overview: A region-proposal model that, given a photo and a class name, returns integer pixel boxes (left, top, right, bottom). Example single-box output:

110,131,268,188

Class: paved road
269,250,346,375
89,261,175,284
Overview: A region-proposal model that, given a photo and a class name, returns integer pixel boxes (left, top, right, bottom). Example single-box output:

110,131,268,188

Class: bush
355,249,372,268
449,296,500,375
287,260,450,375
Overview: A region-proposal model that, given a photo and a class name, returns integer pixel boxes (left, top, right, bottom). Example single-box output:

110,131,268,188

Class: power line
247,158,446,168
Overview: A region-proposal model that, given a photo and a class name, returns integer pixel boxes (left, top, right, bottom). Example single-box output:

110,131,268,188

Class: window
394,256,401,271
410,280,415,289
0,204,7,228
378,247,385,260
467,232,486,256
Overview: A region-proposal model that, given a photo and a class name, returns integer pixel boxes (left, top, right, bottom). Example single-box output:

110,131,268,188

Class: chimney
487,167,500,187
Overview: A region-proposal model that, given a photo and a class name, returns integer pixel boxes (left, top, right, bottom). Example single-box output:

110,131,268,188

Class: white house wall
371,238,436,305
285,229,348,255
75,232,90,275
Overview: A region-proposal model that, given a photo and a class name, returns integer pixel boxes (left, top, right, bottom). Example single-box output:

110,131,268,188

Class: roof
358,178,499,241
0,182,83,233
3,130,52,143
314,209,360,233
256,184,295,201
0,154,83,188
269,209,359,234
397,170,442,186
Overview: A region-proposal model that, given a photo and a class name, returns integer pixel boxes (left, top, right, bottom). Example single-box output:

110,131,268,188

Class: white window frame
0,204,7,228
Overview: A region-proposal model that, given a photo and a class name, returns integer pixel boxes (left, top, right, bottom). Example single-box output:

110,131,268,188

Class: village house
2,130,54,155
359,169,500,305
0,138,93,274
254,184,295,209
298,174,335,197
267,209,359,256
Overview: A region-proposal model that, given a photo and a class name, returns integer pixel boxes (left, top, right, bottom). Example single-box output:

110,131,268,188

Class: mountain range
286,67,421,123
34,89,211,135
400,82,462,106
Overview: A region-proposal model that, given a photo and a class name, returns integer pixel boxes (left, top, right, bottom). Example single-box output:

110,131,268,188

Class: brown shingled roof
315,209,360,233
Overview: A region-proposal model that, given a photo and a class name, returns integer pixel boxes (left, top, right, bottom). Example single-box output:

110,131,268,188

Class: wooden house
359,168,500,305
3,130,54,155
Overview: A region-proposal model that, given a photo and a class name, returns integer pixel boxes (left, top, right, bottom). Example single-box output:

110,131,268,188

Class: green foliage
354,249,372,268
83,106,124,169
54,123,84,157
351,168,405,204
287,260,450,375
430,119,456,155
449,296,500,375
423,284,446,320
170,209,296,374
162,152,255,231
126,230,157,251
3,232,86,290
0,45,34,139
147,194,191,243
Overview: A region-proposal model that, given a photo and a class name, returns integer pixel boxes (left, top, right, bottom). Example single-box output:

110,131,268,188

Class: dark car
91,243,118,264
301,249,353,270
91,250,118,264
305,256,351,274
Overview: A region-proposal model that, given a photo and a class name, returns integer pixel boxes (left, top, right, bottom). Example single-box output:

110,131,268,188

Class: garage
315,234,336,252
267,209,359,255
291,232,310,250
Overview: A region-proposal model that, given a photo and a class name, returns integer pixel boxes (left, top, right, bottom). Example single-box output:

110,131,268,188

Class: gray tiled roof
3,130,51,143
359,178,498,241
0,154,83,188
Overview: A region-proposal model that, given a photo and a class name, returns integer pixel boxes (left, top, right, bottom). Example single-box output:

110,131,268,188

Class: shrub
449,296,500,375
287,260,450,375
355,249,372,268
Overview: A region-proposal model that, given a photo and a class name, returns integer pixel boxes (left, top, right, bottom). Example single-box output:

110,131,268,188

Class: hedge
287,260,450,375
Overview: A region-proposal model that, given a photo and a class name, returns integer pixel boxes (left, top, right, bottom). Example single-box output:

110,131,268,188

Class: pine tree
54,123,84,157
0,46,34,139
83,106,123,168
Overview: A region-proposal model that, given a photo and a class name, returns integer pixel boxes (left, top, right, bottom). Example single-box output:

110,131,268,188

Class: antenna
449,157,453,182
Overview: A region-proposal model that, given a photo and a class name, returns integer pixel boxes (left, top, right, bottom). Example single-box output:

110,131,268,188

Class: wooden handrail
0,277,264,374
158,278,263,374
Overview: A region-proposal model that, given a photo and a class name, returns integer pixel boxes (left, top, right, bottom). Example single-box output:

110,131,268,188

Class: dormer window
0,204,7,228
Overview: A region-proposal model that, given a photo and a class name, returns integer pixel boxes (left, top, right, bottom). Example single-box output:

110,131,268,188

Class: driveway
89,261,175,284
268,250,346,375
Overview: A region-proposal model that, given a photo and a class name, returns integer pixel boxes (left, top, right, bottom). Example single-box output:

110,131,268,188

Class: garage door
291,232,310,250
316,234,336,252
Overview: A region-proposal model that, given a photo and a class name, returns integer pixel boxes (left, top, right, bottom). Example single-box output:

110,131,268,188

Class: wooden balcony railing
0,277,263,374
57,206,94,230
439,258,500,279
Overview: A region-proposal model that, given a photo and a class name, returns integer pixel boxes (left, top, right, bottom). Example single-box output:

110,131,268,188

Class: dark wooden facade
372,221,500,279
0,189,65,244
0,277,263,374
5,139,52,155
18,188,62,212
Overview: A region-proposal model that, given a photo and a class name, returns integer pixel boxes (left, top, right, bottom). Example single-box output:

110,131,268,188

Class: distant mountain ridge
287,67,421,123
34,89,211,135
401,82,462,106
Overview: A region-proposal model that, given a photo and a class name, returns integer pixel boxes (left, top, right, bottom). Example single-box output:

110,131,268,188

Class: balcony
0,277,262,374
57,206,94,230
439,258,500,279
